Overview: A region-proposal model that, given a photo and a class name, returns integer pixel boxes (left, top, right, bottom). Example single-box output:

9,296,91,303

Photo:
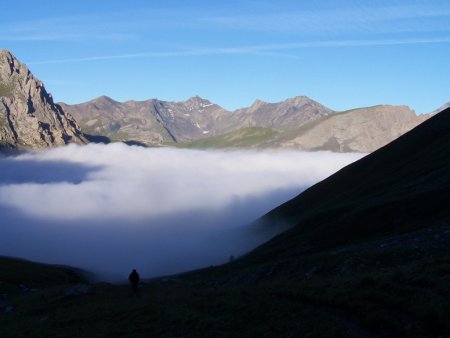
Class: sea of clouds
0,143,363,280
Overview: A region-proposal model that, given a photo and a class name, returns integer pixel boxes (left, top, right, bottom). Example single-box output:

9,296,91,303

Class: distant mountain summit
232,95,334,130
0,50,86,149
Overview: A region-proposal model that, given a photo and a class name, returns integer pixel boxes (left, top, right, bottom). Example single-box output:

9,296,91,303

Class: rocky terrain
269,105,430,152
59,95,233,144
230,95,334,130
60,94,333,146
62,94,430,152
0,50,86,149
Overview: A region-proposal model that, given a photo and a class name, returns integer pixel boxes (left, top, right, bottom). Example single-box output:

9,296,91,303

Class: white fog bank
0,144,363,280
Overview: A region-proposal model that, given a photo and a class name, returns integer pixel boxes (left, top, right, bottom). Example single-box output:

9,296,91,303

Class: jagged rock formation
60,95,232,144
0,50,86,149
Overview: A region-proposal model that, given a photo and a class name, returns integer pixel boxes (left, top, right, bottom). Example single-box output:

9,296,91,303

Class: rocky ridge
270,105,430,152
61,92,430,152
231,95,334,130
60,95,337,147
0,50,86,149
431,101,450,115
63,95,333,145
62,95,233,143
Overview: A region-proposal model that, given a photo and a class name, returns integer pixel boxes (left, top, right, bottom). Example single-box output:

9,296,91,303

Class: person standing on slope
128,269,140,294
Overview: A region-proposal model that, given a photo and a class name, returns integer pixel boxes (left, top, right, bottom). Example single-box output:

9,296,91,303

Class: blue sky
1,0,449,113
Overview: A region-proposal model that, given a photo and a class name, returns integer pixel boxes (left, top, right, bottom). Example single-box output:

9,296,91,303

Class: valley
1,47,449,337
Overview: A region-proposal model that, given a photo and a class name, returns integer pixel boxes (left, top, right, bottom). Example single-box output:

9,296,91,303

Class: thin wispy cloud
0,10,150,43
203,3,450,34
0,7,206,43
2,2,450,43
0,33,136,42
3,1,449,114
26,36,450,65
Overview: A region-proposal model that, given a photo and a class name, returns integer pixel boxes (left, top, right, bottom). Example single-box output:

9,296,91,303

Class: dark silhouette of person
128,269,140,293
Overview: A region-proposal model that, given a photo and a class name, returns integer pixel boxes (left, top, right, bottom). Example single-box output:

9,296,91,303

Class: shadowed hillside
1,109,449,337
250,107,450,258
0,257,87,295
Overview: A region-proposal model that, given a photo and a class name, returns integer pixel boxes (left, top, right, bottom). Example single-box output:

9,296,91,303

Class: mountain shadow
249,108,450,260
167,108,450,336
0,157,101,185
122,140,148,147
83,133,111,144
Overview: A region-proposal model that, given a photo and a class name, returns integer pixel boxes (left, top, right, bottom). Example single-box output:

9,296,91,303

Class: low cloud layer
0,144,363,280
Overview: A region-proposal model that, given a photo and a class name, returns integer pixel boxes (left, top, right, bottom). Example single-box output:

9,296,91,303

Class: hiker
128,269,140,293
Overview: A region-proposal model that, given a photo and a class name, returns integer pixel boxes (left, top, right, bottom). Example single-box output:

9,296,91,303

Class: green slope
180,127,279,149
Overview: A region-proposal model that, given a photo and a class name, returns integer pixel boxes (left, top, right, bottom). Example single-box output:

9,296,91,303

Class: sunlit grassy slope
181,127,279,149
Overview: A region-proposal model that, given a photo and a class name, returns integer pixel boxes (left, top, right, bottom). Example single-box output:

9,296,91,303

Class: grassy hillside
0,257,86,295
2,224,450,337
181,127,279,149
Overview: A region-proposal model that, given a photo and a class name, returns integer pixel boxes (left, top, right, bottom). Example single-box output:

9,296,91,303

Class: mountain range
0,49,440,153
59,94,336,145
61,95,431,152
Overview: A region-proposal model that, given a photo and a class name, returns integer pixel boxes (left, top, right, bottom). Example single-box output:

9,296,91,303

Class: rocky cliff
0,50,86,149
